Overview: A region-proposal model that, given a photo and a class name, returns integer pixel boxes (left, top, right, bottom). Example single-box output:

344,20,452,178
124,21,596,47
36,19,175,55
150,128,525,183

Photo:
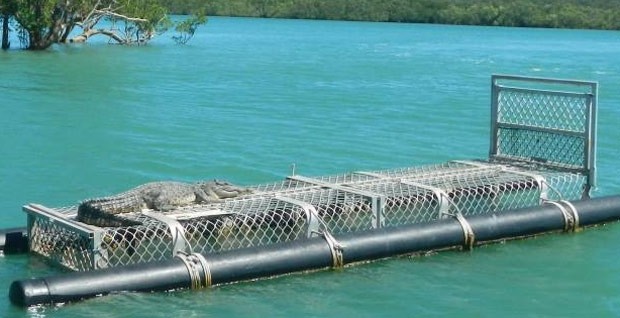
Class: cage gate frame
489,74,597,198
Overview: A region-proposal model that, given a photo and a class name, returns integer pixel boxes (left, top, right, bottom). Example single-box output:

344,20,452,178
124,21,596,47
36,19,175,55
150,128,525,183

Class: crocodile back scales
77,181,200,227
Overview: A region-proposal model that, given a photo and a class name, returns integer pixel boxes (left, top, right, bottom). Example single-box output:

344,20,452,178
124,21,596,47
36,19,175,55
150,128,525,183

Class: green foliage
158,0,620,30
117,0,169,34
172,12,207,44
6,0,173,49
13,0,54,31
10,0,72,49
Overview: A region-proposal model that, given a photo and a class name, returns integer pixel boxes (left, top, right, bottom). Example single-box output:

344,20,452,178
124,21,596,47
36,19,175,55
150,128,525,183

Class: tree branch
94,10,149,23
70,28,125,44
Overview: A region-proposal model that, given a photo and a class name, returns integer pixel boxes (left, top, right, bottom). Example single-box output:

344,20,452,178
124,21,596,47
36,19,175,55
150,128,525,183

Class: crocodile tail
77,201,142,228
79,194,145,215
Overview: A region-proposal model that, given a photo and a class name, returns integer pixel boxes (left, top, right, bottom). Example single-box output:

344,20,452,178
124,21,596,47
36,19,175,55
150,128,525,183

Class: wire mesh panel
348,180,438,227
179,197,309,255
358,161,498,180
29,218,93,271
541,171,586,201
97,214,173,268
490,75,597,197
82,197,312,269
503,162,588,201
403,167,540,216
25,205,97,271
282,188,377,235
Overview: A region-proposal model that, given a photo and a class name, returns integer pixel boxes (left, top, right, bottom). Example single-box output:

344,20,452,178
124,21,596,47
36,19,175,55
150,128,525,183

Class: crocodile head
199,179,255,200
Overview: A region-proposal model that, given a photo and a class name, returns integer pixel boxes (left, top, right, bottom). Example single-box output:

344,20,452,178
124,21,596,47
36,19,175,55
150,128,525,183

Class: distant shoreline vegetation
160,0,620,30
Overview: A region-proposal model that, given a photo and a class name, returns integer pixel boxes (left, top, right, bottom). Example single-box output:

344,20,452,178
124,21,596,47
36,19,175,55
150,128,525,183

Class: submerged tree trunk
1,14,9,50
24,15,67,50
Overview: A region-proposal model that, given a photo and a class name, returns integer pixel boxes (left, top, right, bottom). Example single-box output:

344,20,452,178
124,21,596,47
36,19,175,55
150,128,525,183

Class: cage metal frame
22,74,599,271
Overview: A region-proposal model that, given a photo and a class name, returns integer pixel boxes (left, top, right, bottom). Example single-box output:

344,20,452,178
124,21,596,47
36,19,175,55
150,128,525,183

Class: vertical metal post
26,214,34,253
372,196,384,228
92,230,104,270
489,75,501,159
584,82,598,198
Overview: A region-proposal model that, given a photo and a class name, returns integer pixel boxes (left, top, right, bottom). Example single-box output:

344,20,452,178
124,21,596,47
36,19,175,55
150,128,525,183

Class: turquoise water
2,17,620,317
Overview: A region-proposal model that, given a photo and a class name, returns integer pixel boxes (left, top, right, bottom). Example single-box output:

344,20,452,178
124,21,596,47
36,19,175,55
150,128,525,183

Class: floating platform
10,75,608,306
25,159,589,272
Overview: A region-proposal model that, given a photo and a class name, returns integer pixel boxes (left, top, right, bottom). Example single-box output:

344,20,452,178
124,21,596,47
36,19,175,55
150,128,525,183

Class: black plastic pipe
10,195,620,307
573,195,620,226
9,258,189,306
208,236,333,285
9,238,335,307
0,227,28,254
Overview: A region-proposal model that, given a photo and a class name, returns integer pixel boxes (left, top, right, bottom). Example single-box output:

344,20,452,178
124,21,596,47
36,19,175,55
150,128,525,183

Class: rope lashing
544,199,580,232
176,252,212,289
313,230,344,268
454,212,475,250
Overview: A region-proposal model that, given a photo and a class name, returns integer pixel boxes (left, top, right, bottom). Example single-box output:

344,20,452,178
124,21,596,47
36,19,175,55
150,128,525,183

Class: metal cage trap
23,75,598,271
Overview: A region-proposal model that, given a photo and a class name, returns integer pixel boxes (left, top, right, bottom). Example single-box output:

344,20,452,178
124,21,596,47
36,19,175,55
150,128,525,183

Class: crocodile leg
194,187,223,204
211,180,255,198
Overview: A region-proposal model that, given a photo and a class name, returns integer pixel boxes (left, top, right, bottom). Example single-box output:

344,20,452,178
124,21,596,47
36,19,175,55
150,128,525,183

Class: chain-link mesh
285,187,377,235
181,197,308,255
497,89,588,133
352,180,438,227
23,75,597,272
496,129,586,168
98,215,173,268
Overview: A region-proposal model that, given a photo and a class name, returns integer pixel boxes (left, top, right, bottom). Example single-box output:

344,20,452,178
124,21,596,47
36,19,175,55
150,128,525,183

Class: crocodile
77,180,254,227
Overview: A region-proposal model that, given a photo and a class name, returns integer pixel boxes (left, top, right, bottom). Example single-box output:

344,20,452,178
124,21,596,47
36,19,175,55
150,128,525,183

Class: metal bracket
559,200,580,231
287,175,385,228
274,195,321,238
142,211,190,255
400,180,451,220
275,193,345,268
501,169,549,203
